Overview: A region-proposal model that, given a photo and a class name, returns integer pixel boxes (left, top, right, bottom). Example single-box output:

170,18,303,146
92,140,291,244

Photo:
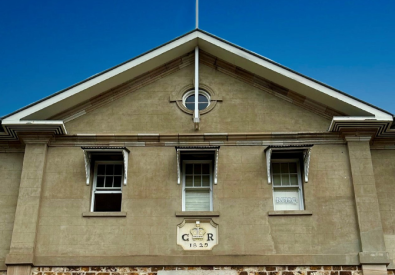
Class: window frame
91,160,124,212
182,160,213,211
182,89,211,111
271,158,304,211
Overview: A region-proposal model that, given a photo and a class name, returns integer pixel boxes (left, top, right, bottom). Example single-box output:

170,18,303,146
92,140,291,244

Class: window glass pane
194,164,202,174
114,165,122,175
185,190,210,211
281,163,289,173
113,176,122,187
185,103,194,110
202,163,210,174
198,94,208,103
185,164,193,174
281,174,290,186
273,163,281,173
105,176,113,187
290,174,298,185
97,164,106,175
273,174,281,186
106,165,114,175
194,175,201,187
273,188,300,211
198,103,208,110
96,176,105,187
94,193,122,212
289,162,297,173
185,95,195,103
185,176,193,187
202,175,210,187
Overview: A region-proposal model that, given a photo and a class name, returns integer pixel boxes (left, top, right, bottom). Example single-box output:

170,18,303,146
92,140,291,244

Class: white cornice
2,30,393,129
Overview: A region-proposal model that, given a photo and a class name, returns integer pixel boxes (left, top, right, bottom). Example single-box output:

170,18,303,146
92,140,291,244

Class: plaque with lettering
177,219,218,250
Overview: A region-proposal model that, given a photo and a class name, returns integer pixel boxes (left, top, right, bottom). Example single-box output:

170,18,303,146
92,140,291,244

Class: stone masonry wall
30,266,365,275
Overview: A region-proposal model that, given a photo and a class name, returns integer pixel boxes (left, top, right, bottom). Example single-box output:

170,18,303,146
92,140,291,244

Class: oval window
183,90,210,111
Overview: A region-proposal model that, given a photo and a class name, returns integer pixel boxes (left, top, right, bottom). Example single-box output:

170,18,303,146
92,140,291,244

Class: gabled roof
1,29,394,140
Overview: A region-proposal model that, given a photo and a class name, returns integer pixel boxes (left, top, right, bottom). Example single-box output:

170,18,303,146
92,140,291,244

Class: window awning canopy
81,146,130,186
264,144,313,184
176,146,220,185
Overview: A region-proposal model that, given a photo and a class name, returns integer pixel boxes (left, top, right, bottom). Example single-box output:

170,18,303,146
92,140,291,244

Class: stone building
0,29,394,275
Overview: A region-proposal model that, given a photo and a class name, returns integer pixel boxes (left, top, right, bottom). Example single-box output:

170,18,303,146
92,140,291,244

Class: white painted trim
122,150,129,185
194,46,200,130
266,147,312,184
83,150,91,185
1,120,67,134
266,148,272,184
82,148,129,185
176,148,219,185
3,30,392,123
303,148,311,183
3,32,199,122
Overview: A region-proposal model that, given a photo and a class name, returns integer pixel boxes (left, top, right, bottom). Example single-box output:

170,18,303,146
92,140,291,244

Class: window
176,146,219,212
271,159,304,211
183,160,212,211
92,161,123,212
82,147,129,213
265,145,312,211
182,90,210,111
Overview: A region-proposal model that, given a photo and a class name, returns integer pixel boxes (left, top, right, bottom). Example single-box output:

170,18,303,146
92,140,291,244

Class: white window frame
182,160,213,211
182,89,211,111
91,160,124,212
271,158,304,211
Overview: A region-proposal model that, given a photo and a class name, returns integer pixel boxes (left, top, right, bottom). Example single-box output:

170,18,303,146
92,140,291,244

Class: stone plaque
177,219,218,250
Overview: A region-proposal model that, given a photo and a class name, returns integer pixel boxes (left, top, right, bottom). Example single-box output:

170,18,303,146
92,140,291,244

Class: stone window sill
268,210,312,216
175,211,220,217
82,212,127,217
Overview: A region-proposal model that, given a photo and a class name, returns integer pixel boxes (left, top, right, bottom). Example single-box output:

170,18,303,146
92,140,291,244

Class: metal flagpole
196,0,198,29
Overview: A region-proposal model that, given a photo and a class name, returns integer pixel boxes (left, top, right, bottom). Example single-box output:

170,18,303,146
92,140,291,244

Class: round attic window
182,90,211,111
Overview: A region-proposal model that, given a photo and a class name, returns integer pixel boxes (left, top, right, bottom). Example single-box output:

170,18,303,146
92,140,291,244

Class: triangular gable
1,29,393,140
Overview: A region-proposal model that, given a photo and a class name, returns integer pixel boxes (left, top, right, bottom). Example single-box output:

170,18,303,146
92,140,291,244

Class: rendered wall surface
0,152,24,270
65,64,330,134
35,144,360,260
371,150,395,268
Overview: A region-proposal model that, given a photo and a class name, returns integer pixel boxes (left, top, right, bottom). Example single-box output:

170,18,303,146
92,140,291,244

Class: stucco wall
35,144,360,259
65,64,330,134
371,150,395,268
0,152,24,270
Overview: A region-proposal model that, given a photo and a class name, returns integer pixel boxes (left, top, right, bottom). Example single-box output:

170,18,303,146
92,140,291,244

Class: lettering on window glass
275,197,298,204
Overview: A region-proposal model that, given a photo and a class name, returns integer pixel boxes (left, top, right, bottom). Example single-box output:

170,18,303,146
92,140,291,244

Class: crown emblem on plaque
190,221,206,240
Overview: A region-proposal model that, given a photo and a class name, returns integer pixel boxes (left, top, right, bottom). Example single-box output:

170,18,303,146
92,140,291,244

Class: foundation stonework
30,266,365,275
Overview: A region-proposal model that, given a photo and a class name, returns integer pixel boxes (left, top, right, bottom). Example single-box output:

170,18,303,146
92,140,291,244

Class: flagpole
196,0,198,29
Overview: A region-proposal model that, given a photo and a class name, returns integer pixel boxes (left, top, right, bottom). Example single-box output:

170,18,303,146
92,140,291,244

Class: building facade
1,30,394,275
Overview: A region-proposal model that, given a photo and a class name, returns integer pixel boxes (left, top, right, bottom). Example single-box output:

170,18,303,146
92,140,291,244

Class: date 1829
190,243,209,248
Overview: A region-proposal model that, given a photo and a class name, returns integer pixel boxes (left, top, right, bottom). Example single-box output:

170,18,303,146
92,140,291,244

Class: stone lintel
19,134,53,144
362,265,388,275
32,254,359,266
359,252,390,265
5,253,33,265
344,134,373,142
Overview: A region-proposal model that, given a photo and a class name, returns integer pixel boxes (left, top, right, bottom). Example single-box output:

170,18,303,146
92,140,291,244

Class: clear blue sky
1,0,394,117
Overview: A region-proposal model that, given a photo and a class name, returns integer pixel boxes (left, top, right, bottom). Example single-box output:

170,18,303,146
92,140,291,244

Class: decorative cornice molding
344,135,373,142
200,51,345,120
50,52,195,122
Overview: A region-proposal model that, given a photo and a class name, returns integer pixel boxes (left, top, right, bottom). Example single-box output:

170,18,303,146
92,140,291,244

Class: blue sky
1,0,394,117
